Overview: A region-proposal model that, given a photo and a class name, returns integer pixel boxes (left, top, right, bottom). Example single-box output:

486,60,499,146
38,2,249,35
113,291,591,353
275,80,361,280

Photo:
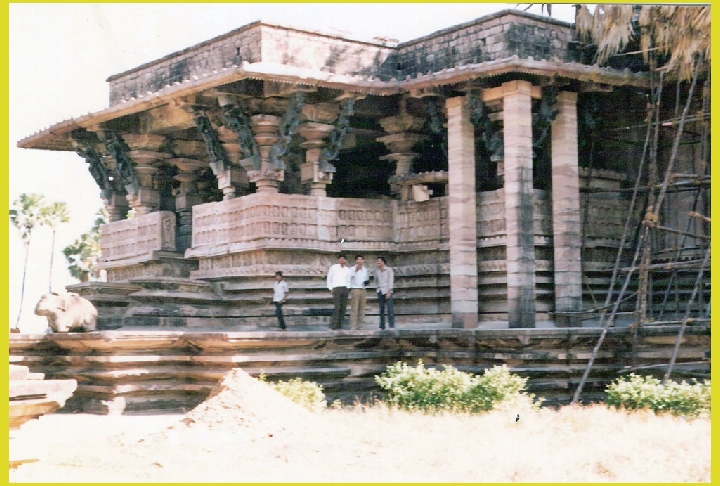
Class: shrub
605,373,710,418
374,360,541,413
259,374,327,412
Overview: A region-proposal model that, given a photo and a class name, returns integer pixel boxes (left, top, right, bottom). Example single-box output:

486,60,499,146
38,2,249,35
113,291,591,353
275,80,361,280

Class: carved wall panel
99,211,177,264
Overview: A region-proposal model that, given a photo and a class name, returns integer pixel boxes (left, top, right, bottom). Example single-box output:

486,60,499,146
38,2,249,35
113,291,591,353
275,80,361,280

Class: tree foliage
9,193,46,242
9,193,48,328
63,209,107,282
40,202,70,292
575,5,709,81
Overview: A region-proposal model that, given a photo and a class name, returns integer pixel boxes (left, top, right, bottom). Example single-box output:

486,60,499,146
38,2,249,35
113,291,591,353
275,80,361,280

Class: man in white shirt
348,255,370,330
327,254,351,330
273,271,289,330
273,272,290,331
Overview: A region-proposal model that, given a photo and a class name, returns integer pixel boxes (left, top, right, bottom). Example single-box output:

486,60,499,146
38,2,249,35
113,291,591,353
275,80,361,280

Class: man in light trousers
348,255,370,329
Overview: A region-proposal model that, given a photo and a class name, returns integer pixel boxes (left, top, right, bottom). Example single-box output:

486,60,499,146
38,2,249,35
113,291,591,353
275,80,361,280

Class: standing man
273,271,289,330
348,255,370,330
327,254,351,330
374,256,395,329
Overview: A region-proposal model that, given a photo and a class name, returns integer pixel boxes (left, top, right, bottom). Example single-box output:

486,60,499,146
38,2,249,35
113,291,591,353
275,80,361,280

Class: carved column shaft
503,80,536,328
551,91,582,316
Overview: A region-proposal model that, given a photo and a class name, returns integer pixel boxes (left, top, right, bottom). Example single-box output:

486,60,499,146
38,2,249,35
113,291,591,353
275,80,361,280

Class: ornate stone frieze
189,194,395,254
99,211,177,264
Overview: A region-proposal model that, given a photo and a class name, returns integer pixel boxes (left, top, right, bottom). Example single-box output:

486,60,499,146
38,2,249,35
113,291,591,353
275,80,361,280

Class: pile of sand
175,368,313,435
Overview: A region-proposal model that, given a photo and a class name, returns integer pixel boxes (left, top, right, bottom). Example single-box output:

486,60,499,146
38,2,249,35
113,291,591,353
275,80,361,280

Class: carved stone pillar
248,115,283,193
103,193,130,222
551,91,582,318
296,123,333,196
123,134,170,216
171,158,204,252
445,96,478,328
378,99,426,200
207,126,248,200
502,80,536,328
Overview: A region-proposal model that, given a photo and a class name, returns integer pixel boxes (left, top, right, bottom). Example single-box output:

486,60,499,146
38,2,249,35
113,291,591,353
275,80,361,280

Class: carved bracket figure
532,86,559,156
466,92,504,162
318,96,356,172
268,92,306,171
221,101,260,171
72,131,115,200
424,97,448,161
193,110,231,175
102,131,140,196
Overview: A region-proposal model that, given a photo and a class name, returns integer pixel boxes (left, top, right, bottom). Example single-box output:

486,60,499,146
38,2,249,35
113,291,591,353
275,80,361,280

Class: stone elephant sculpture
34,292,98,332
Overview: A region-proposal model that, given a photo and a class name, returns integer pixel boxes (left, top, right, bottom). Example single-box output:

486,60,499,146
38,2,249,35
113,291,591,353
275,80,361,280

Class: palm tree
573,5,709,82
64,209,107,282
9,193,46,329
41,202,70,292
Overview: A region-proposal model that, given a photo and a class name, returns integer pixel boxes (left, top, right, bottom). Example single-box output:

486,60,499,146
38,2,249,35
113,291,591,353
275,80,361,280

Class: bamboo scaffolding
663,246,710,383
571,70,660,404
580,179,710,194
573,57,709,402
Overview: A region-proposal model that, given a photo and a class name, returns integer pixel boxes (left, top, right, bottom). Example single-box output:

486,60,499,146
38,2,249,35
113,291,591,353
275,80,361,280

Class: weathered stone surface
446,96,478,328
502,80,536,328
9,326,709,413
9,365,77,430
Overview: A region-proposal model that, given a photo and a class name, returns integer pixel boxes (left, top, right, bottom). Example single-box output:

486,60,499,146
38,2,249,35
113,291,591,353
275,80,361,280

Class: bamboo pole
663,246,710,383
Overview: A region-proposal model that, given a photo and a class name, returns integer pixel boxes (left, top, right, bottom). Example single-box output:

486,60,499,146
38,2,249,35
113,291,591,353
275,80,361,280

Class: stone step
9,379,78,399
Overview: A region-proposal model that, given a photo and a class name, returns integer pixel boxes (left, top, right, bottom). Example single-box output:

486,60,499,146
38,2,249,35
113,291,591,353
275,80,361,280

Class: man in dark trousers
374,256,395,329
326,254,351,330
273,271,289,330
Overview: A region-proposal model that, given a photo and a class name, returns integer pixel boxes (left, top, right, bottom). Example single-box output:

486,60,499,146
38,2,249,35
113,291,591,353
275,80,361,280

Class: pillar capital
502,79,534,96
555,91,578,104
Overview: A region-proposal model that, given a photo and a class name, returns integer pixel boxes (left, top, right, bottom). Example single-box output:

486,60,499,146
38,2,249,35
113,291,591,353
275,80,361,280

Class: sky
7,3,579,332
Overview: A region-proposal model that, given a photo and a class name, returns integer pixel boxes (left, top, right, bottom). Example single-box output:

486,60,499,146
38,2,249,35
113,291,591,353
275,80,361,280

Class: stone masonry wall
396,10,575,76
107,23,395,105
108,23,262,105
107,10,575,104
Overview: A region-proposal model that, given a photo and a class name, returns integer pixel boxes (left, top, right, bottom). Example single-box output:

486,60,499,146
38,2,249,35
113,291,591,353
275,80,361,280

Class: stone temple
15,8,710,412
18,9,705,331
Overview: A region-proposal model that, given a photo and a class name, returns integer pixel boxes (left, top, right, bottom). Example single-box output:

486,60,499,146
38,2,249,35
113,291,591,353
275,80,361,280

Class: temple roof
18,9,650,152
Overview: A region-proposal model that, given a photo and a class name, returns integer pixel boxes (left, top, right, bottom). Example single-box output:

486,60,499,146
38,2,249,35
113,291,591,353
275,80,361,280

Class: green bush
259,375,327,412
374,360,540,413
605,373,710,418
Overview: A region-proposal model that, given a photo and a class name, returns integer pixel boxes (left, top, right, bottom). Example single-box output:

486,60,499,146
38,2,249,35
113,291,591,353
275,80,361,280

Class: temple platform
9,324,709,415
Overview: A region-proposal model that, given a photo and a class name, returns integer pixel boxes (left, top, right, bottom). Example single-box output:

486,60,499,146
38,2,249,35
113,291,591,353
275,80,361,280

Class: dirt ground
10,370,711,482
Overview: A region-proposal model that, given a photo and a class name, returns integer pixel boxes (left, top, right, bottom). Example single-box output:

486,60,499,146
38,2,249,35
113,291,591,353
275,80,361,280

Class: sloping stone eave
17,59,649,152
